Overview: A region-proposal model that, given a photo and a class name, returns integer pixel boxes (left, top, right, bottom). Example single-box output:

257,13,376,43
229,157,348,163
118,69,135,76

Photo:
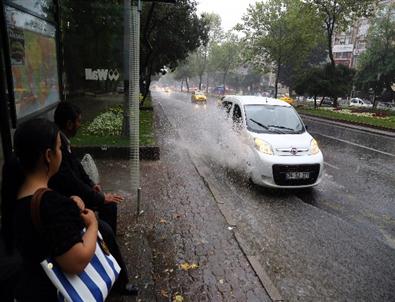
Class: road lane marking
324,162,340,170
313,132,395,157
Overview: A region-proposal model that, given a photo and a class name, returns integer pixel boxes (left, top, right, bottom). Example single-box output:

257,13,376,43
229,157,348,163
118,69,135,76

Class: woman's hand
70,195,85,211
80,209,98,228
104,192,124,204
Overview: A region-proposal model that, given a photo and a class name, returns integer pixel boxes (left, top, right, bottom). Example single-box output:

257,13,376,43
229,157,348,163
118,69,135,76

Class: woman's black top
14,190,84,301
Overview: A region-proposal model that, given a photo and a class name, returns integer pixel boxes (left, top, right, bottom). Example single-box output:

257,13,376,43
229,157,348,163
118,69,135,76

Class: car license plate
285,172,310,179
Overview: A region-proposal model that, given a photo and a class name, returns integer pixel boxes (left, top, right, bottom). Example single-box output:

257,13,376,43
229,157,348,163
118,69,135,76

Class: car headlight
310,139,320,155
254,138,273,155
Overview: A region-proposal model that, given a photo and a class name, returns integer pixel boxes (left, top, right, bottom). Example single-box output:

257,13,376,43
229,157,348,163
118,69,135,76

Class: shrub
86,110,123,136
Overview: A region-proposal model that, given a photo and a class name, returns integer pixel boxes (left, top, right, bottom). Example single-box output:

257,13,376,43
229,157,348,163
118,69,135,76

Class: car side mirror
305,125,308,130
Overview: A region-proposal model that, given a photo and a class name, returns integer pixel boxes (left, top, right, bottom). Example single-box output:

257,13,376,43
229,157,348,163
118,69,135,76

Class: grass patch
297,108,395,130
72,109,155,146
140,110,155,145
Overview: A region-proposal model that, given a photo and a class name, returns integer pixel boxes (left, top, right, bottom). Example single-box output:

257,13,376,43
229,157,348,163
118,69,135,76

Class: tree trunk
205,72,209,94
185,77,189,92
319,96,325,107
223,70,228,94
180,78,184,92
274,64,280,99
198,74,202,91
372,95,377,109
314,95,317,109
326,21,336,68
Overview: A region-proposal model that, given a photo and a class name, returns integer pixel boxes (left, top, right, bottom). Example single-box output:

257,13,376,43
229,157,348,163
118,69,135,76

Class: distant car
191,91,207,103
164,87,171,93
349,98,372,108
377,102,394,110
321,97,334,106
220,95,324,188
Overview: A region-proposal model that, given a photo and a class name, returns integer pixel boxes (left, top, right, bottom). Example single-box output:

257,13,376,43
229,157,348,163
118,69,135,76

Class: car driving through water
220,96,324,188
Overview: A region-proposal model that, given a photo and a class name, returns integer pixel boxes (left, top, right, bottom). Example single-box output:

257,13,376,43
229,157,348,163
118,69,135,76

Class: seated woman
1,118,98,301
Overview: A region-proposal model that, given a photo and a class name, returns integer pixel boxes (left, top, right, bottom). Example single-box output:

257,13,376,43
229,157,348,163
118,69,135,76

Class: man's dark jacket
49,133,105,210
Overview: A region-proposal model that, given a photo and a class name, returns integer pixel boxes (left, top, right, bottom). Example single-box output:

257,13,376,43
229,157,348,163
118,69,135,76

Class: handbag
31,188,121,302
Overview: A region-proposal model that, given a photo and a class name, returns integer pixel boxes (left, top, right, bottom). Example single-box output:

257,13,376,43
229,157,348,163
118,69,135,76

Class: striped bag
31,188,121,302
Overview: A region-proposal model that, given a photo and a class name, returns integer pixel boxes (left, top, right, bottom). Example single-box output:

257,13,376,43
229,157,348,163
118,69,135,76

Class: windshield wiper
267,125,295,132
249,118,269,130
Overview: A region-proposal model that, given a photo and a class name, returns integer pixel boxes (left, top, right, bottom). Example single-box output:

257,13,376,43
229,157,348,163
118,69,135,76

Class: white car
221,96,324,188
349,98,373,108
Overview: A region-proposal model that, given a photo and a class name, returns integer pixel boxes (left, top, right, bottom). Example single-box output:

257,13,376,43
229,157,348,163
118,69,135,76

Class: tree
173,57,195,92
355,3,395,106
303,0,377,67
239,0,324,98
201,13,223,93
295,66,328,108
140,0,209,103
210,33,240,94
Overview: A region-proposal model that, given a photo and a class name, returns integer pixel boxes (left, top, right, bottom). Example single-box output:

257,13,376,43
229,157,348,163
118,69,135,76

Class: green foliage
324,64,355,100
295,63,355,105
86,111,123,136
73,107,154,146
239,0,325,97
140,0,209,96
210,33,241,90
355,3,395,100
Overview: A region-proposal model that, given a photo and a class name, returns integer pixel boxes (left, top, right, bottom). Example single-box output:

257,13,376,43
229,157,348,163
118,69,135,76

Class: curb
299,113,395,137
73,146,160,160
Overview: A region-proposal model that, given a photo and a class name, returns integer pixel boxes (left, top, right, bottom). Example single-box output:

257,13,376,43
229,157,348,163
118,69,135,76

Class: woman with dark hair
1,118,98,301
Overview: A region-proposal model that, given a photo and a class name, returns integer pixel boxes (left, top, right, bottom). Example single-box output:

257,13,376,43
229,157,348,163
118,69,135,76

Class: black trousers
98,220,129,288
98,202,118,235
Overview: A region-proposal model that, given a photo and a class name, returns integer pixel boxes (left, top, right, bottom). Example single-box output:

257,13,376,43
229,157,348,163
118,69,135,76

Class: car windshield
244,104,305,134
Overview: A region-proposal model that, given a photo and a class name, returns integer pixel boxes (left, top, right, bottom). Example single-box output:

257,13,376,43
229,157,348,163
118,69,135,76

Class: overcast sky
196,0,258,32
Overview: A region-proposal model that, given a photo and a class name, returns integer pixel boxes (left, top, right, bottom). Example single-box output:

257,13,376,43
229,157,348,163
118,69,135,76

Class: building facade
332,0,395,69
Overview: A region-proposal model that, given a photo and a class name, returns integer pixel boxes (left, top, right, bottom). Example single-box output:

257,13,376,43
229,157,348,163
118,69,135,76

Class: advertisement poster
5,6,59,119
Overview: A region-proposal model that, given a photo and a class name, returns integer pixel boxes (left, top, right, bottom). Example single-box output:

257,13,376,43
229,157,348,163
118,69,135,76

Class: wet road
152,90,395,301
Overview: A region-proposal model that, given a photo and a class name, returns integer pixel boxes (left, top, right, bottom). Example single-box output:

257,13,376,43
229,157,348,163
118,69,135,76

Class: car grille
275,148,309,156
272,164,320,186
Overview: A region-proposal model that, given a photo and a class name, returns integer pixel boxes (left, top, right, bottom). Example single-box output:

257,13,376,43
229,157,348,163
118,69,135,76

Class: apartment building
332,0,394,69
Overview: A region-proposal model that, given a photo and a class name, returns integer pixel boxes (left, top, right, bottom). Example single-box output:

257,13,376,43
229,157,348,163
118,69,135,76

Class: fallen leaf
161,289,169,298
179,262,199,271
173,294,184,302
173,213,181,219
159,219,167,224
190,263,199,269
219,279,224,284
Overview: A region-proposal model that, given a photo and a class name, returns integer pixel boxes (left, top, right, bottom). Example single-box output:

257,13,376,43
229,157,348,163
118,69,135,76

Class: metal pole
128,0,141,215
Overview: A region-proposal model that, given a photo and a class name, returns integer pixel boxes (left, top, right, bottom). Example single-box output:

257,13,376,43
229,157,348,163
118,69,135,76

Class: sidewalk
101,104,270,301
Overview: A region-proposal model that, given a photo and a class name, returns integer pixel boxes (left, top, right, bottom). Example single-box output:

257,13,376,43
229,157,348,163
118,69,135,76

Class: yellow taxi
191,90,207,103
279,96,296,105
